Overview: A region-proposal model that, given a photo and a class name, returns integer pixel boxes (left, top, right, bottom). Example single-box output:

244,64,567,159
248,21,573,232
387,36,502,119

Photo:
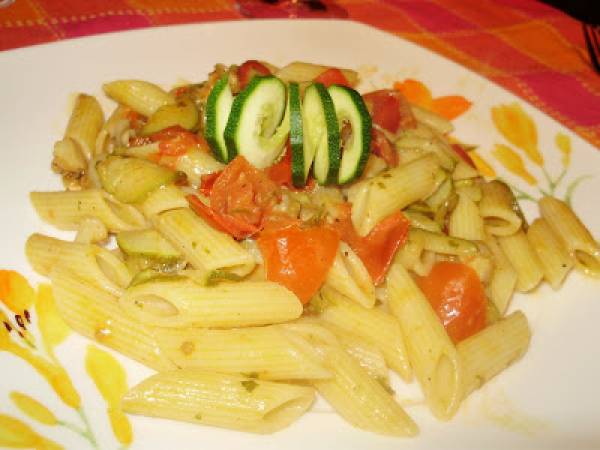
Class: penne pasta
411,228,479,256
318,287,412,381
103,80,175,117
324,242,376,308
497,230,544,292
50,269,173,371
26,234,130,296
479,180,522,236
484,234,518,314
539,196,600,277
119,278,303,328
30,189,147,232
64,94,105,159
154,208,255,276
141,184,189,218
448,192,485,241
351,154,440,236
122,369,315,434
411,105,453,135
527,218,574,289
153,325,331,380
386,259,463,420
458,311,530,396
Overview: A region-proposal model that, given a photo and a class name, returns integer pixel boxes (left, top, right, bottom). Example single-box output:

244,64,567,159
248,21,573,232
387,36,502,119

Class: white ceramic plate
1,20,599,450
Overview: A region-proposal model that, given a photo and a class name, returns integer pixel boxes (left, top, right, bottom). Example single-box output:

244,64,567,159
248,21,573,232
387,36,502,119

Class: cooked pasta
24,59,599,439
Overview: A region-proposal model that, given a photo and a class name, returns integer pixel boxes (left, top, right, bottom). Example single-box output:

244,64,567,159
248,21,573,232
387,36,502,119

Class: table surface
1,0,599,148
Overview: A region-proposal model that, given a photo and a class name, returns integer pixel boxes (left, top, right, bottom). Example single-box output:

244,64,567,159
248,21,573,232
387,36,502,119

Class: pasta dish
26,60,600,436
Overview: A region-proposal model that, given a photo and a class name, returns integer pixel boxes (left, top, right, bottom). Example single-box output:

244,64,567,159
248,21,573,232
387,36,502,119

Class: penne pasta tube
103,80,175,117
411,228,478,256
353,154,439,236
386,260,463,420
154,208,255,276
50,269,174,371
448,192,485,241
539,196,600,277
318,287,412,381
141,185,189,218
122,369,315,434
313,345,418,437
153,325,331,380
64,94,105,159
458,311,530,397
411,105,453,135
324,242,376,308
26,234,130,296
403,211,442,233
484,234,518,314
74,217,108,244
30,189,147,232
527,218,574,289
119,278,302,328
497,230,544,292
479,180,522,236
275,61,358,86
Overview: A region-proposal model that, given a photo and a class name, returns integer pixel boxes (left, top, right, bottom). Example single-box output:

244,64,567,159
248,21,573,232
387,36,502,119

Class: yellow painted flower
86,345,132,445
0,413,63,449
0,310,12,351
36,284,71,357
555,132,571,168
491,103,543,166
492,144,537,185
0,270,35,315
469,151,497,179
10,392,57,426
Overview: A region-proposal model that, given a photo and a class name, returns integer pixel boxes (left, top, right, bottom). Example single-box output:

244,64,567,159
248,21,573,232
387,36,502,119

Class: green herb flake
382,173,392,179
241,380,258,393
241,372,259,379
377,182,386,189
206,270,244,286
192,241,197,249
194,413,202,420
448,240,460,248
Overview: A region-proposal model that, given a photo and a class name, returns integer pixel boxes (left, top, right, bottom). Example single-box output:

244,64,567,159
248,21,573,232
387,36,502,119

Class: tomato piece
210,156,280,226
125,109,145,130
333,203,410,285
199,171,221,197
370,128,398,167
266,145,293,187
363,90,416,135
417,261,487,343
237,60,271,90
150,126,208,157
187,194,259,240
314,68,350,88
257,224,340,304
451,143,475,168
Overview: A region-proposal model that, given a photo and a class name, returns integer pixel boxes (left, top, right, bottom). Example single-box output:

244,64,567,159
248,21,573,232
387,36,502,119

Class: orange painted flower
492,144,537,185
0,270,35,315
394,79,472,120
491,103,543,166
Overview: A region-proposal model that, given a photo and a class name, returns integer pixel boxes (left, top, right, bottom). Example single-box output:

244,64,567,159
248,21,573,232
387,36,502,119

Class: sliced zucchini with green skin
205,74,234,163
224,75,289,169
97,156,176,203
288,82,306,187
328,85,372,184
117,229,182,262
141,98,199,136
303,83,340,185
129,269,186,287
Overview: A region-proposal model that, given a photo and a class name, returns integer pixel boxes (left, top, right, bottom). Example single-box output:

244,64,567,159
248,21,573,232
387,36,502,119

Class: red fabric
1,0,598,148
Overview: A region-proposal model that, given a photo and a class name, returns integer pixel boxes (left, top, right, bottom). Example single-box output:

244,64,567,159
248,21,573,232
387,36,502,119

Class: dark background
543,0,600,24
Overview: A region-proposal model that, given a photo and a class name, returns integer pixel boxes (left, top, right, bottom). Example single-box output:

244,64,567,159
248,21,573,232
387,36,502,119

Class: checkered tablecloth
1,0,599,147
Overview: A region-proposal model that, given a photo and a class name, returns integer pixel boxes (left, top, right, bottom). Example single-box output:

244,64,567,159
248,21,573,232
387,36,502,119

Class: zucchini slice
328,85,372,184
288,82,306,187
117,229,182,262
205,74,234,163
97,156,176,203
302,83,340,185
224,75,289,169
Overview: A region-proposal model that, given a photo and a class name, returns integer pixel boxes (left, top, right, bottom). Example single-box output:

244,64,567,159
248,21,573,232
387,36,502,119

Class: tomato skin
363,89,416,135
150,126,207,157
333,203,410,285
266,145,293,187
199,171,221,197
314,68,350,88
417,261,487,343
370,128,399,167
237,60,271,90
257,225,340,304
187,194,260,239
451,143,475,168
